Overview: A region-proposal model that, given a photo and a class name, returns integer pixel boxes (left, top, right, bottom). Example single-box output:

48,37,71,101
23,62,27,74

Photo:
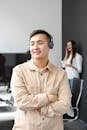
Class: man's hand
36,94,58,112
47,94,58,103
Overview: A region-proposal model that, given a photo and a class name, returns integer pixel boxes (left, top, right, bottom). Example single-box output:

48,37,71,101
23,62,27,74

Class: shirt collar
27,59,53,72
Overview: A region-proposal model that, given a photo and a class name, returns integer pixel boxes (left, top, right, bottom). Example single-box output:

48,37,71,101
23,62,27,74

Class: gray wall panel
62,0,87,122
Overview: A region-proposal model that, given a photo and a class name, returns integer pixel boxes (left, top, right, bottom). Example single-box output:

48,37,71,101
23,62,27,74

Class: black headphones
48,34,54,49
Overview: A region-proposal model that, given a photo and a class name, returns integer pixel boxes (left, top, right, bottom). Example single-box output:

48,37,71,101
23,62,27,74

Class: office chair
63,78,84,122
63,78,87,130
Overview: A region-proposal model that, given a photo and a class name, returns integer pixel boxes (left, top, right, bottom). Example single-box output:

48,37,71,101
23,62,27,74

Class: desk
0,111,15,121
0,92,15,121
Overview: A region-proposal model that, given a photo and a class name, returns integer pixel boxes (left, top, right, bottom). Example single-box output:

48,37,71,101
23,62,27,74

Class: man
11,29,72,130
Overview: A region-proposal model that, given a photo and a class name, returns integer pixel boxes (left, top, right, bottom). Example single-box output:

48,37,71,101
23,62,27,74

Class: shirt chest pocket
26,84,40,95
24,74,40,95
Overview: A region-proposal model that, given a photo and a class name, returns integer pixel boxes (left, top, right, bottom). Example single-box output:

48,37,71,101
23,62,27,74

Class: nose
33,42,39,49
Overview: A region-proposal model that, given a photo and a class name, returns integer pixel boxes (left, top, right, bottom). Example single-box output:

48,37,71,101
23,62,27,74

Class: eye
30,42,34,46
38,41,44,44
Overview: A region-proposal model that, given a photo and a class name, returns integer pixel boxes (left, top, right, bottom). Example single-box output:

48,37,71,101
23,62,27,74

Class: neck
33,58,48,68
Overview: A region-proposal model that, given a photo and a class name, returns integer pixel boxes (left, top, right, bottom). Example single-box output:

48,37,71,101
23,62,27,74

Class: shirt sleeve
75,54,83,73
41,72,72,117
10,66,49,111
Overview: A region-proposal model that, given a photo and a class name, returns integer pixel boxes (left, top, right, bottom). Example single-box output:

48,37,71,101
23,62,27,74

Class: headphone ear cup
48,36,54,49
49,41,54,49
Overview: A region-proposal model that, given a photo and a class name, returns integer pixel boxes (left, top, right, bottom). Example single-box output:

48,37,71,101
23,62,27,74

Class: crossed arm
11,67,71,117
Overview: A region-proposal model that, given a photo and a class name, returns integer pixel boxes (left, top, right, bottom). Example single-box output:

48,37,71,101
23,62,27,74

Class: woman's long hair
65,40,77,64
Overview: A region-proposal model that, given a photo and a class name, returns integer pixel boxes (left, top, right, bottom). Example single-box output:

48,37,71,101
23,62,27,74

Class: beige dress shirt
11,59,72,130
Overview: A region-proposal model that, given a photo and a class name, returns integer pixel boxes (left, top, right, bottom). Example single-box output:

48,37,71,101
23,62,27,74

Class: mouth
32,50,41,55
68,48,72,50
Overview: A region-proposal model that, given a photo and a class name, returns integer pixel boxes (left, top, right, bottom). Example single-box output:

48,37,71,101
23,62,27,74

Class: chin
33,55,42,59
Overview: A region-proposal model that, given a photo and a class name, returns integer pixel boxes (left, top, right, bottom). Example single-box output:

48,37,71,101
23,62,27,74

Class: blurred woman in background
61,40,83,90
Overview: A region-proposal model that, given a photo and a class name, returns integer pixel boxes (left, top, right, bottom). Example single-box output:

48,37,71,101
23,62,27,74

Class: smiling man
11,29,72,130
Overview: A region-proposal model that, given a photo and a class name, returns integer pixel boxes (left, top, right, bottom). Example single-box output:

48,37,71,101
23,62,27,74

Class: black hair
30,29,52,43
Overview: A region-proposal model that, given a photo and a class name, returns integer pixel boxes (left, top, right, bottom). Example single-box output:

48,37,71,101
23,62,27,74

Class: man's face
30,34,50,60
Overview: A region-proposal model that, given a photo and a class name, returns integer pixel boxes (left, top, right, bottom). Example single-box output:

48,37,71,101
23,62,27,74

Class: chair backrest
71,78,84,108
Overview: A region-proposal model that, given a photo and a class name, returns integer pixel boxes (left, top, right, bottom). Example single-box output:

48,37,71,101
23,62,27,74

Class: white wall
0,0,62,66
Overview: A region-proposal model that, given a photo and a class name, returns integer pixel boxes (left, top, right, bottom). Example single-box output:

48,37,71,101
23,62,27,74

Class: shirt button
40,73,43,76
42,117,44,120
